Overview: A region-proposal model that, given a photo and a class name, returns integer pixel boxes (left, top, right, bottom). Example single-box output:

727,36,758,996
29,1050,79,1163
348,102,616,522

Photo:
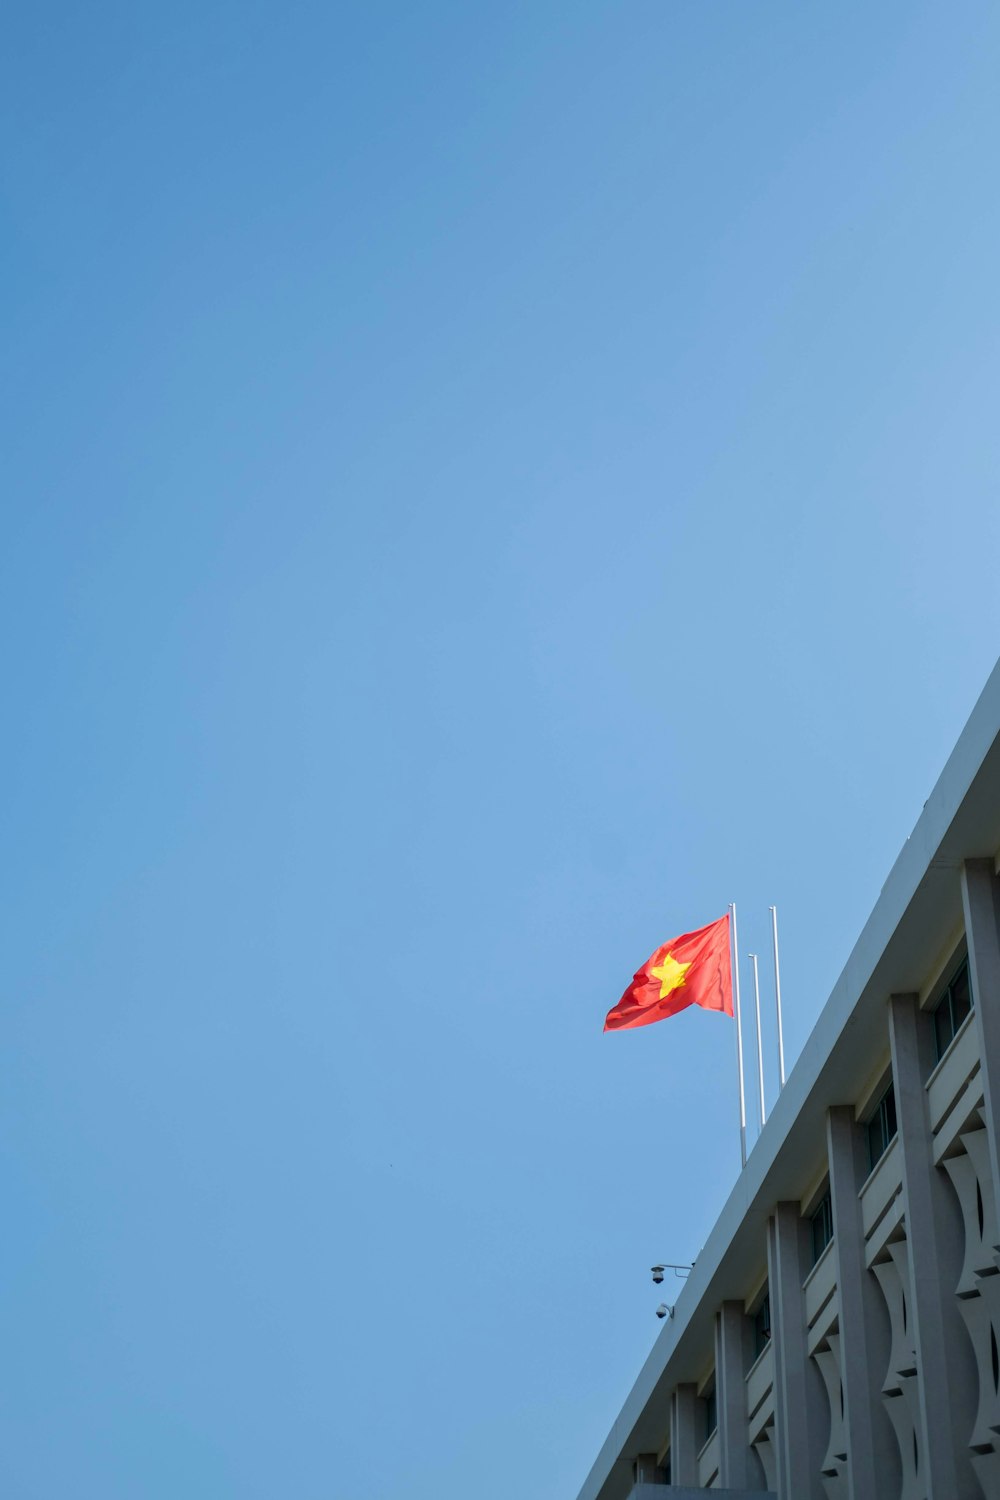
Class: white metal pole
729,904,747,1168
749,951,766,1128
769,905,786,1088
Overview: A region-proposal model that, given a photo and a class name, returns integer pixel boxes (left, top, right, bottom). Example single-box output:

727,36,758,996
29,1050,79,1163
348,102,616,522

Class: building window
866,1083,897,1173
811,1191,833,1264
752,1293,771,1358
933,957,973,1061
703,1387,717,1443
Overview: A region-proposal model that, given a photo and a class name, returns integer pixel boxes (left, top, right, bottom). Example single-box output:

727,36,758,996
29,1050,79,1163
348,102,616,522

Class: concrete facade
575,659,1000,1500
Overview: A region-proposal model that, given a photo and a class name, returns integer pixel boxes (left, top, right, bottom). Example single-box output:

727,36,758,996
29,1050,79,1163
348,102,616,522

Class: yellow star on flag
649,951,691,999
604,913,733,1032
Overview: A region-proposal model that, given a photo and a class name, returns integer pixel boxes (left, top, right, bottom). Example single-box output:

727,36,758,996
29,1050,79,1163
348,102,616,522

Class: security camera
651,1265,665,1284
655,1303,674,1320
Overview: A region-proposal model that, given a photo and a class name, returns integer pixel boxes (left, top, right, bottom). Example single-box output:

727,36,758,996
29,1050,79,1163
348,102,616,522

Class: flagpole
749,951,766,1128
769,905,786,1089
729,904,747,1168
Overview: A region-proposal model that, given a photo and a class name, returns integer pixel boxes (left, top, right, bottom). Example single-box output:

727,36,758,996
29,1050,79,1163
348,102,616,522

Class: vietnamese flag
604,913,733,1031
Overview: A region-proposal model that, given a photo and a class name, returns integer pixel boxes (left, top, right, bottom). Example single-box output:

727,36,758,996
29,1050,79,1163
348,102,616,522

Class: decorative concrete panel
927,1012,980,1133
941,1128,1000,1496
869,1237,923,1500
931,1073,985,1165
812,1332,847,1499
966,1124,1000,1264
872,1242,917,1393
696,1429,720,1489
750,1422,777,1493
804,1240,837,1334
944,1129,999,1294
970,1447,1000,1495
860,1137,903,1244
955,1293,1000,1461
745,1341,774,1427
806,1289,840,1358
881,1384,921,1500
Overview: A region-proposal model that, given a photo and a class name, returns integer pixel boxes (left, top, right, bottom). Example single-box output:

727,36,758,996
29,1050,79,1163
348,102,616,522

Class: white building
575,662,1000,1500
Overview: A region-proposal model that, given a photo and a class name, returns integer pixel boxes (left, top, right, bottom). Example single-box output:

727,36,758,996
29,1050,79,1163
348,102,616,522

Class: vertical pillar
670,1382,698,1486
767,1203,825,1500
827,1105,898,1500
716,1300,753,1488
888,991,978,1499
632,1453,663,1484
961,857,1000,1243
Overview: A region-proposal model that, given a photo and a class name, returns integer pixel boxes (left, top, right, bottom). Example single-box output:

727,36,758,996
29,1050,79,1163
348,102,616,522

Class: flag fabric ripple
604,913,733,1032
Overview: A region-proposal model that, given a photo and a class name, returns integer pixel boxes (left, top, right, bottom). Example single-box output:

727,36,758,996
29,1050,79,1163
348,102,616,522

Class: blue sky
3,4,1000,1497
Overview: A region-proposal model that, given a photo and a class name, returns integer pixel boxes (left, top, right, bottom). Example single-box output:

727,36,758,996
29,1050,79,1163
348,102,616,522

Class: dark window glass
934,1000,953,1061
933,959,973,1061
703,1388,717,1442
884,1084,897,1141
753,1293,771,1358
952,963,972,1026
811,1191,833,1264
866,1083,897,1172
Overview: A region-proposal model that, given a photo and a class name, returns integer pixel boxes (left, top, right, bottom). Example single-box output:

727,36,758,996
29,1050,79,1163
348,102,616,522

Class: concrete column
632,1453,663,1484
716,1299,753,1488
670,1382,698,1487
767,1204,825,1500
961,857,1000,1244
888,991,978,1499
827,1105,898,1500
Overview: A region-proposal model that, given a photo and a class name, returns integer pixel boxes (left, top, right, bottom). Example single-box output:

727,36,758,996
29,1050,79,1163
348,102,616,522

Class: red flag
604,913,733,1032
